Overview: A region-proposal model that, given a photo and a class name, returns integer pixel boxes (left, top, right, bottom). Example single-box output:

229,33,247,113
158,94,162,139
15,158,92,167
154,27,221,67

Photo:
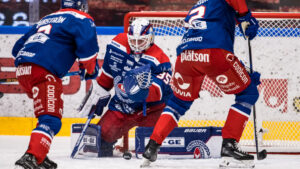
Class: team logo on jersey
216,75,228,84
226,53,235,62
46,74,57,82
174,72,190,90
172,72,192,98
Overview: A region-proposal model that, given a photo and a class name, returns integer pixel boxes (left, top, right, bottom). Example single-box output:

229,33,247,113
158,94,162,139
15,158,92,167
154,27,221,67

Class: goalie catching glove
123,64,153,102
78,80,111,117
237,11,259,40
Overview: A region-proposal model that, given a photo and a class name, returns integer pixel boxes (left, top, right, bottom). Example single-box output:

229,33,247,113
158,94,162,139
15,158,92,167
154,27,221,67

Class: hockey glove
79,61,100,81
123,64,153,102
78,80,111,117
85,61,99,80
237,11,259,40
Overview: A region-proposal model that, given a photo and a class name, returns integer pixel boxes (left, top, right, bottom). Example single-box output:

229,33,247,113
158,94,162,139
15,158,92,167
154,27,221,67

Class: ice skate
38,156,57,169
219,138,254,169
140,139,160,168
15,153,39,169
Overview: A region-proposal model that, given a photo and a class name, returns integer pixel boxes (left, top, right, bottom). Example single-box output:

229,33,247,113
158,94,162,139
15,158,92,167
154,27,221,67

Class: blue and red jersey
177,0,249,55
97,33,172,114
12,9,99,78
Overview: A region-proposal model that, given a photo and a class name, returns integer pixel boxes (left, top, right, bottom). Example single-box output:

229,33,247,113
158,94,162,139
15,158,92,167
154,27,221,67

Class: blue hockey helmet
61,0,88,13
128,18,154,54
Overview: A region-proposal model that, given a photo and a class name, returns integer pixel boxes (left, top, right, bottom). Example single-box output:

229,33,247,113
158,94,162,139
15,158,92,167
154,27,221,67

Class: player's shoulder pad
144,44,170,65
52,9,94,21
110,33,131,54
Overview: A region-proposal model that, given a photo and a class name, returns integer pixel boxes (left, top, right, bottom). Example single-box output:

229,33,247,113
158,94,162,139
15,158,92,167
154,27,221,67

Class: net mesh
126,12,300,152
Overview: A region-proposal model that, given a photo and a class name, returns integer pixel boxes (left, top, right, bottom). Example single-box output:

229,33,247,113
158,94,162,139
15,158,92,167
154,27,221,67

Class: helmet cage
128,19,154,54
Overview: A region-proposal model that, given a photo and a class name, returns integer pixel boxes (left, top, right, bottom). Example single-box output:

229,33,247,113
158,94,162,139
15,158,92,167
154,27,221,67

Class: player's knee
164,94,193,120
235,72,261,105
38,115,62,136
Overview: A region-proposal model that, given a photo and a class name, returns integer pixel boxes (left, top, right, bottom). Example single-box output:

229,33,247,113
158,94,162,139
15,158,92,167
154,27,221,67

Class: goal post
123,11,300,153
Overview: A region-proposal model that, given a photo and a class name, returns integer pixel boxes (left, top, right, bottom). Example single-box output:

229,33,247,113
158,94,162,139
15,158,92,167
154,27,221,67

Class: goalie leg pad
71,123,102,157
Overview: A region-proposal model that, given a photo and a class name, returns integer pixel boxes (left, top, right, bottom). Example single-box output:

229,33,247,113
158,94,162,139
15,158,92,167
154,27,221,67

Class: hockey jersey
97,33,172,114
177,0,249,55
12,9,99,78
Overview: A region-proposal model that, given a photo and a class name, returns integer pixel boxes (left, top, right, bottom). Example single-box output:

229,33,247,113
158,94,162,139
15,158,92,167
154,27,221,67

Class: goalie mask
128,18,154,54
61,0,89,13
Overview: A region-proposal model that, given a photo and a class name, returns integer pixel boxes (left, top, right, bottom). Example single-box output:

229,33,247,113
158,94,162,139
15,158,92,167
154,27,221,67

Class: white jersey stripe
79,52,98,62
231,106,250,118
32,130,53,140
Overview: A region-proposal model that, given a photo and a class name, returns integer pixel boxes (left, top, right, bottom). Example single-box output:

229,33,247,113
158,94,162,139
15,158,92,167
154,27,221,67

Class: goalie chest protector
135,127,222,159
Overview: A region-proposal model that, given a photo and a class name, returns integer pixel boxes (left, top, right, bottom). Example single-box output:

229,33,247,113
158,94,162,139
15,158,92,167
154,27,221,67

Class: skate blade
219,157,254,169
14,165,25,169
140,158,151,168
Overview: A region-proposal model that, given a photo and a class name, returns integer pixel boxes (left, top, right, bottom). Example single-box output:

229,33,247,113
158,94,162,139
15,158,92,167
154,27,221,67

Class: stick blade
257,149,267,160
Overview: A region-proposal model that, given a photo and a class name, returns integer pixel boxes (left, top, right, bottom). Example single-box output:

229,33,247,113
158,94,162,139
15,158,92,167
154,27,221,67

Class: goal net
124,12,300,153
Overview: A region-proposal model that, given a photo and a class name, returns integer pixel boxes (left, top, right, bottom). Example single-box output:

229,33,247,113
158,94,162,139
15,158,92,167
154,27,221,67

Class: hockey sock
150,114,178,145
26,130,52,164
26,115,61,164
222,106,249,142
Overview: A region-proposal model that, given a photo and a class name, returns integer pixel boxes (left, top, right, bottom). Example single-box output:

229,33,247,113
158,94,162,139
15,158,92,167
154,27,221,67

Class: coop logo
233,61,248,84
180,50,209,63
216,75,228,84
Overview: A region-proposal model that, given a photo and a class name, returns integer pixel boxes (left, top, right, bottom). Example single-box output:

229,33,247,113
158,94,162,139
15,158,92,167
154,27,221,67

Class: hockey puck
123,151,132,160
0,92,3,98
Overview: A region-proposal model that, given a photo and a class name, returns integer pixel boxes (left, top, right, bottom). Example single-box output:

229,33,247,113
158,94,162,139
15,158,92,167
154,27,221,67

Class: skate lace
234,141,247,154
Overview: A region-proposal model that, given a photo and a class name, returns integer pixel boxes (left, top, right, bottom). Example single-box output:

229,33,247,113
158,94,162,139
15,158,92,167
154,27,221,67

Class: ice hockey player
79,18,173,157
141,0,260,168
12,0,99,168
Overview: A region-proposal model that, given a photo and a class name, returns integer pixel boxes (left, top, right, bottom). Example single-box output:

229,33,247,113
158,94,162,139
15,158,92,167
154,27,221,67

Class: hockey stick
247,39,267,160
71,106,96,158
0,71,80,84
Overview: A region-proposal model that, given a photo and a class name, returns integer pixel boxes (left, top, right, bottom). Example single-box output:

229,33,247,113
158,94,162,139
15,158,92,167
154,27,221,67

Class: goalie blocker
136,127,222,159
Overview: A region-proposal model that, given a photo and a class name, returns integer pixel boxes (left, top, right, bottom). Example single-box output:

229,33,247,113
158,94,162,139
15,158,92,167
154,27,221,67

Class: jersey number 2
38,24,52,34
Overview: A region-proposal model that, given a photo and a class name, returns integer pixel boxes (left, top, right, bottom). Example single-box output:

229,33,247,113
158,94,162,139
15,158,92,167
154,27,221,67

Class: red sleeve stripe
146,82,162,102
152,82,162,100
97,70,114,89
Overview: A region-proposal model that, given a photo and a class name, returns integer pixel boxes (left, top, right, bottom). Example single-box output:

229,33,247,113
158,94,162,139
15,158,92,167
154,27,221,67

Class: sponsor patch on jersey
180,50,209,63
233,61,248,84
216,75,228,84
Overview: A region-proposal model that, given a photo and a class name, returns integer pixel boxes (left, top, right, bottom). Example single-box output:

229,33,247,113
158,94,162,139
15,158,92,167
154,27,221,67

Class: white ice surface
1,136,300,169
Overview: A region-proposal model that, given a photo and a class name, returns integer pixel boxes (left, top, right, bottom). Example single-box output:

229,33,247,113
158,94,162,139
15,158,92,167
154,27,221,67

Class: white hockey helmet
128,18,154,54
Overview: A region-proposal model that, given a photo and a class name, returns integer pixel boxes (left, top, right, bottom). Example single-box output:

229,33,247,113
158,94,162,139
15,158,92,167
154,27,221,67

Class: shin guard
26,131,52,164
222,107,249,142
